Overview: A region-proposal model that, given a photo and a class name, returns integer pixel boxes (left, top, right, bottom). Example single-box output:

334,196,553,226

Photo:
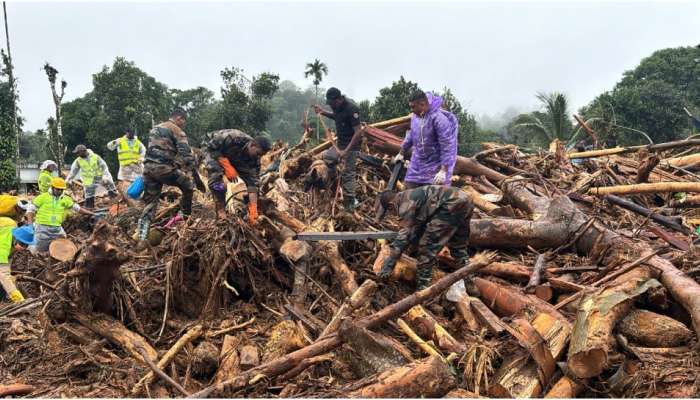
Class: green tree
215,67,280,136
511,92,574,148
303,59,328,103
267,80,319,143
370,76,419,122
19,130,49,163
0,50,20,191
581,45,700,145
170,86,216,145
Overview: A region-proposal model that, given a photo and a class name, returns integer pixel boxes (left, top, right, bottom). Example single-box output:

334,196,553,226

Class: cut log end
568,348,607,379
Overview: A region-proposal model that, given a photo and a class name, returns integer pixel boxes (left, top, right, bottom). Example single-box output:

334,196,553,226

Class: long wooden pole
589,182,700,196
569,138,700,159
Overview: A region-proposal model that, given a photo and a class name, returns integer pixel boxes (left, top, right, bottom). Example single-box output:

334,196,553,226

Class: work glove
218,157,238,181
392,152,404,164
432,169,447,185
378,254,398,280
211,182,226,193
248,202,258,225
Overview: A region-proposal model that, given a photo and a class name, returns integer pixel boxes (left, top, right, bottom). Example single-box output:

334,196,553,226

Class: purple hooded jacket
401,92,458,185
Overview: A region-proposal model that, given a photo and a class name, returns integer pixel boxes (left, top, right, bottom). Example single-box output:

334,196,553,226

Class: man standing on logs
203,129,271,222
393,90,458,189
106,128,146,204
375,185,474,290
137,108,195,242
314,87,364,211
66,144,119,209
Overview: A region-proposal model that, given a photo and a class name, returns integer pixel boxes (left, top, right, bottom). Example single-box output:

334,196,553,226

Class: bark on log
544,375,585,398
396,318,443,358
348,355,456,398
668,194,700,208
470,297,506,334
473,277,564,319
263,320,306,362
318,279,377,339
568,139,700,159
636,151,659,184
662,152,700,168
0,384,34,397
525,253,548,291
445,388,484,398
479,262,530,281
239,345,260,370
617,309,692,347
72,310,158,365
589,182,700,196
339,324,412,376
490,312,571,398
404,305,466,354
567,268,657,379
191,254,494,398
454,295,481,332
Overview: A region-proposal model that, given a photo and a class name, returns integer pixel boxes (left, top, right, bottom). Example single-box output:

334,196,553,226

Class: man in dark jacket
137,108,195,242
376,185,474,290
314,87,364,211
204,129,271,222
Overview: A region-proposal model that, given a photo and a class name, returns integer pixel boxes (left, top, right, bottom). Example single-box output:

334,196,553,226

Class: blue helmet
12,225,34,245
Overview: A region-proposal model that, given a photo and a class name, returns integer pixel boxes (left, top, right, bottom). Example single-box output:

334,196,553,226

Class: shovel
445,278,480,332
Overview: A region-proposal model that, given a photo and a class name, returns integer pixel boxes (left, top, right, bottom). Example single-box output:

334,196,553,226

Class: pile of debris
2,117,700,398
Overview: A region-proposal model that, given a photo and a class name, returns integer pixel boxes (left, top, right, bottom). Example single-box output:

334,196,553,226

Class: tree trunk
636,150,659,183
589,182,700,196
0,384,34,397
348,355,456,398
544,376,585,398
603,194,690,234
617,309,692,347
669,194,700,208
215,335,241,387
339,324,412,377
404,305,466,354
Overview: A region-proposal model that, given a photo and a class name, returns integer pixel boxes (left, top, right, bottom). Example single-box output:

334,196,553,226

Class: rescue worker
0,217,32,303
137,108,195,242
0,194,30,219
25,177,95,254
66,144,119,209
38,160,58,193
204,129,271,222
314,87,364,211
376,185,474,291
106,128,146,198
393,90,458,189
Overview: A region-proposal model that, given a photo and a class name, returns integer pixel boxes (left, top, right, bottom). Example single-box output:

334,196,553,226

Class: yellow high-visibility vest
33,192,74,227
117,137,142,166
76,153,103,186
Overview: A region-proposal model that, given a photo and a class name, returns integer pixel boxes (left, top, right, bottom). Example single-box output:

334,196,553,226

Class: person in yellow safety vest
0,217,32,303
38,160,58,194
25,177,95,254
107,128,146,196
66,144,119,209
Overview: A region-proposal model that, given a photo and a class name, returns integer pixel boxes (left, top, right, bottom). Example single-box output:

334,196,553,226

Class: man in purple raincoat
393,90,458,188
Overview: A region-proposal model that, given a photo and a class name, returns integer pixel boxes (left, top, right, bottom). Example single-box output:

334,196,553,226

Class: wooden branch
396,318,443,358
0,384,35,397
318,279,377,340
135,343,190,396
525,253,549,291
603,194,691,235
569,138,700,159
590,182,700,196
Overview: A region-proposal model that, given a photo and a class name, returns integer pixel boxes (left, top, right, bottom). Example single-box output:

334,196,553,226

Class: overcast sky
8,0,700,131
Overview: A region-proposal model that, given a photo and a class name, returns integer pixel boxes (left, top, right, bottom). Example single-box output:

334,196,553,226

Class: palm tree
512,92,574,147
304,59,328,142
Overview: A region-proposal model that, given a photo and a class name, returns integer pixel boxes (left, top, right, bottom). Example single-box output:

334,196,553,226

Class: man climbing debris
204,129,271,222
376,185,474,291
137,108,195,242
66,144,119,209
25,177,95,254
38,160,58,194
393,90,458,189
107,127,146,203
314,87,364,211
0,217,33,303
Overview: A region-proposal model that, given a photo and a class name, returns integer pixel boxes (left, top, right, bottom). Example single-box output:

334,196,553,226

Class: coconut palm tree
304,59,328,141
512,92,574,147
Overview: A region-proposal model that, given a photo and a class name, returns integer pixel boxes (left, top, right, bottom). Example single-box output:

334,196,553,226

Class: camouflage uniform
141,120,195,221
203,129,261,206
382,185,474,289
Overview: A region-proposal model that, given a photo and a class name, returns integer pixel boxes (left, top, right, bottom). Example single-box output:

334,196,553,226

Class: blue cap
12,225,35,245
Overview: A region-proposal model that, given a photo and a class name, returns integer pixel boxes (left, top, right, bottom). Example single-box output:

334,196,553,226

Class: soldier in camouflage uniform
137,108,195,241
376,185,474,290
203,129,271,222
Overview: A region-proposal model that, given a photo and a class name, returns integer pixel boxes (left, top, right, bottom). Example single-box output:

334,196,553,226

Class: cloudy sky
8,0,700,131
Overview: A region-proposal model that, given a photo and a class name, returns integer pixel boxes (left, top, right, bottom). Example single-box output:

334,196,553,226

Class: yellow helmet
51,177,67,189
0,216,17,228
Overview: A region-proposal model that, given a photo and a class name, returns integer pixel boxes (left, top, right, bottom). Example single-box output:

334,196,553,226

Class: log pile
2,119,700,398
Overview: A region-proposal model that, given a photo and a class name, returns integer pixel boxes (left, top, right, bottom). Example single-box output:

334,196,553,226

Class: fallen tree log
617,309,692,347
190,253,495,397
636,150,659,184
348,355,456,398
662,152,700,168
318,279,377,339
72,310,158,365
0,384,35,397
544,375,585,398
215,335,241,387
589,182,700,196
339,324,412,376
568,138,700,159
404,305,466,354
603,194,691,235
669,194,700,208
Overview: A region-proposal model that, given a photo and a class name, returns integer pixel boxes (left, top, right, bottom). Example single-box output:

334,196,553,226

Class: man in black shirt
314,87,364,210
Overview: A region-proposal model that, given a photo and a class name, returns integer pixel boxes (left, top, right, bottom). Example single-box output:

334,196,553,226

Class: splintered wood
3,120,700,399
